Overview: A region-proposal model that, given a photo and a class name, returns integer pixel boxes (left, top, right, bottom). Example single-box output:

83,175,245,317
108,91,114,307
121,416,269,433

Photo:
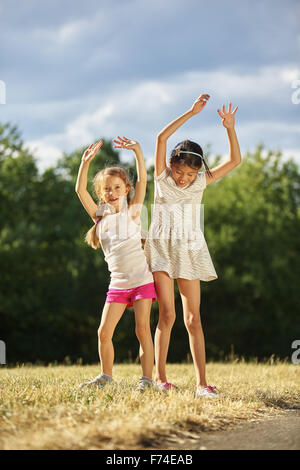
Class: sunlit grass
0,362,299,449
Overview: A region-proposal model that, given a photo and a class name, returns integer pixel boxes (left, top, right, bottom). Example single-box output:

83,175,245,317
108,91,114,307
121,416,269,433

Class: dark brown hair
170,140,213,178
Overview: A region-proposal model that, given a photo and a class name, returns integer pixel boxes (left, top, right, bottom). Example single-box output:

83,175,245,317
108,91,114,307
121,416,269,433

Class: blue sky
1,0,299,171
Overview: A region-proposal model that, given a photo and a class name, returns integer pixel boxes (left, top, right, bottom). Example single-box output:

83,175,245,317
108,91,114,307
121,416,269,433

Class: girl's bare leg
153,271,176,383
177,278,207,387
133,298,154,379
98,302,127,377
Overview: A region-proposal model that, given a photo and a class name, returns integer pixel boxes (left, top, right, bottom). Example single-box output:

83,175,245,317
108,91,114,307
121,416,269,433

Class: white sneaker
137,377,158,392
79,373,113,388
196,385,219,398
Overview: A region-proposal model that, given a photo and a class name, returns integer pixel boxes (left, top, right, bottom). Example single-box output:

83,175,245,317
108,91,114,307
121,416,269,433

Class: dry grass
0,362,299,450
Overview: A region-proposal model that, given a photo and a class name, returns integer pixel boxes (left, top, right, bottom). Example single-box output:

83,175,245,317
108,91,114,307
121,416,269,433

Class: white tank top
96,203,154,289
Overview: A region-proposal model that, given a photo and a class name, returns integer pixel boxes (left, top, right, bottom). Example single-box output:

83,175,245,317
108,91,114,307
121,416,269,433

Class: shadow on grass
255,392,300,410
137,419,233,449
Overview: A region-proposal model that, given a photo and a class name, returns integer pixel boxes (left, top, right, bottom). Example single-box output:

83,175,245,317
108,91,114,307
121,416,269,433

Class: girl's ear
126,184,130,195
168,157,172,167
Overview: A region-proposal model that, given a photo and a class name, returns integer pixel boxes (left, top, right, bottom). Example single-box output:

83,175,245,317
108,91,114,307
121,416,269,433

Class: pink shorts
106,282,157,308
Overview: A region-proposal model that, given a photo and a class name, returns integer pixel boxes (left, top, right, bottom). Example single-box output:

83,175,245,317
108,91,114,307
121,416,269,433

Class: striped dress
144,167,218,281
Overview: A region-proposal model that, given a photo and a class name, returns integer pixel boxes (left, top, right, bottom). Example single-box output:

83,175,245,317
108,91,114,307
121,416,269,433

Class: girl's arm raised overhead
155,94,210,178
75,140,103,221
205,104,242,186
113,137,147,209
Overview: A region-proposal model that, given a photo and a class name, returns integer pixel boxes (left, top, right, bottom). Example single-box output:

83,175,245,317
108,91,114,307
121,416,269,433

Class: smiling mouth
109,197,119,202
178,181,186,185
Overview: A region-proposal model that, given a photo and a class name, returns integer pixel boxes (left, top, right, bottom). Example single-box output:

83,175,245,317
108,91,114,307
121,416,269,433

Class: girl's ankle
155,377,167,383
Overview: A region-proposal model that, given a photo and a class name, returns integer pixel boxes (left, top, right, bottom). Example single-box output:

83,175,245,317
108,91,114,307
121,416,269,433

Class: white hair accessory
175,150,203,159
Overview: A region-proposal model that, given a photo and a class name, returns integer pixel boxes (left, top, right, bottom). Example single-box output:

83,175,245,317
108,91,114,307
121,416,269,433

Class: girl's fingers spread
233,106,238,114
228,103,232,113
222,104,226,114
217,109,224,118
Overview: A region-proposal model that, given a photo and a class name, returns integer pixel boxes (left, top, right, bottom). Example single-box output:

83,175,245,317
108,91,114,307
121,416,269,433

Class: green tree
0,125,121,362
201,144,300,359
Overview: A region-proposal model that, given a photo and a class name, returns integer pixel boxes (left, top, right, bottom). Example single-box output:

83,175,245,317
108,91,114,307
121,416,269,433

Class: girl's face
101,175,129,211
170,163,199,188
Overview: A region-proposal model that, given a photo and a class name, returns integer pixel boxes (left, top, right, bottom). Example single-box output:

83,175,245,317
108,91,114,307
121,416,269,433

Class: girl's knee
135,324,151,342
184,314,202,333
158,308,176,329
98,326,111,343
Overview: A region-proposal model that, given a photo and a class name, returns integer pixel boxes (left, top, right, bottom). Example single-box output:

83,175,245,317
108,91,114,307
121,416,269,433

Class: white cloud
31,19,90,44
29,6,110,47
25,140,63,172
281,148,300,166
280,67,300,84
238,121,300,135
64,103,115,143
165,66,299,102
24,65,300,172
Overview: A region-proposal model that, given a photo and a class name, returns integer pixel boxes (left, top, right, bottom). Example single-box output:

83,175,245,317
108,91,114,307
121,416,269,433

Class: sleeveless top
144,167,218,281
96,202,154,289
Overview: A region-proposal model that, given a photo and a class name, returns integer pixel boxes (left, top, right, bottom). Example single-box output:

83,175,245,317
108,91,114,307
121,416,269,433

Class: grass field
0,361,299,450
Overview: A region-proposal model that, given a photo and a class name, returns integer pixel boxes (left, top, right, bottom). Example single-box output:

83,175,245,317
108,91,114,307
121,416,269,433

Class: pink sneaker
158,382,177,391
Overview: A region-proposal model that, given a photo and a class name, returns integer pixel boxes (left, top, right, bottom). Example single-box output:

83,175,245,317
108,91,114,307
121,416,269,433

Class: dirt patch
148,409,300,450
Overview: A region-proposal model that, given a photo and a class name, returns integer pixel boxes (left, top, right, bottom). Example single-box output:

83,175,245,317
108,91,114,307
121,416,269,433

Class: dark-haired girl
144,94,241,397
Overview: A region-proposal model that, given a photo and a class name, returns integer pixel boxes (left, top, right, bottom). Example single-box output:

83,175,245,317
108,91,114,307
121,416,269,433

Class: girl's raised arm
155,94,210,178
113,136,147,208
75,140,103,221
205,104,241,185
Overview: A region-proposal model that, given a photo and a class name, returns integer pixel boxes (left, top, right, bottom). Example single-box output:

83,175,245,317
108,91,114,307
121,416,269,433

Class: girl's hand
190,94,210,115
81,140,103,163
217,103,238,129
113,136,141,152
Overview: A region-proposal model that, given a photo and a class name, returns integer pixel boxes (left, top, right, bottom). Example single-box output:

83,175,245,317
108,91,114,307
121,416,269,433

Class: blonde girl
145,94,241,397
75,137,157,391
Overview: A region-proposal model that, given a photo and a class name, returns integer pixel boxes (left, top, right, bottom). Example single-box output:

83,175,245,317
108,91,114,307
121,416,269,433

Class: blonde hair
85,167,133,249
